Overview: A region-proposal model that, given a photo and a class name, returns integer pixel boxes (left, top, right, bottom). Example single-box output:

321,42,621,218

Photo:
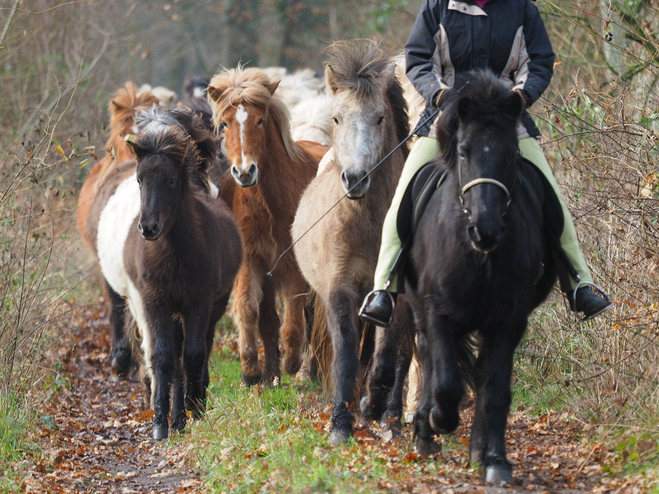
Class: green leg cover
519,137,593,288
373,137,441,292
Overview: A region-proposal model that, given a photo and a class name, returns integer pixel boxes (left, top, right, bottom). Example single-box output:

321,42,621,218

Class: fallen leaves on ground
20,301,202,494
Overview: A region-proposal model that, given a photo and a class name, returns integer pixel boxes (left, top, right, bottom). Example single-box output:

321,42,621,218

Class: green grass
0,390,36,493
188,348,467,493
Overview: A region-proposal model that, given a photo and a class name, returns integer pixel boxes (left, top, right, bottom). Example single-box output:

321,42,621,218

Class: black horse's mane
436,70,520,167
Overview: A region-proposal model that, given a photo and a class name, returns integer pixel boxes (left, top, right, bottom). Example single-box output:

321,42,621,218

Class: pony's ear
124,135,148,160
457,96,476,122
504,91,524,120
325,64,338,95
266,80,280,95
206,84,224,103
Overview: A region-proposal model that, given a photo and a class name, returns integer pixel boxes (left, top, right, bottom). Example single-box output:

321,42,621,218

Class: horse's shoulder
297,140,330,163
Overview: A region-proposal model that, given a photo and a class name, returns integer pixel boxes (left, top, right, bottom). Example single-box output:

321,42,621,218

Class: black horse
366,70,559,484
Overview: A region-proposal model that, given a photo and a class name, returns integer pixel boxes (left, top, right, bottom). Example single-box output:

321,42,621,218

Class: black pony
367,70,558,484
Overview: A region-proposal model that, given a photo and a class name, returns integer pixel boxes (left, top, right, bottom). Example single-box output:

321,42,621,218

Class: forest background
1,0,658,488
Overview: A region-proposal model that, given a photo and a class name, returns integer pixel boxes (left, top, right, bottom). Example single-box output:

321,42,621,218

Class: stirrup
570,282,613,320
358,289,396,327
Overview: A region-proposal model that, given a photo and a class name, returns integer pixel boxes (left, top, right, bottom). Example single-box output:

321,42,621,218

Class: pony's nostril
248,164,257,176
138,223,144,234
231,165,240,177
468,225,481,243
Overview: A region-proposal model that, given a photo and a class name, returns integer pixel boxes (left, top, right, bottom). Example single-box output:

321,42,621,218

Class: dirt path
22,303,202,494
19,300,645,493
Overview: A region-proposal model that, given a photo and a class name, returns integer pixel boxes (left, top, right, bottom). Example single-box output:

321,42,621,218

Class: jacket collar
448,0,487,16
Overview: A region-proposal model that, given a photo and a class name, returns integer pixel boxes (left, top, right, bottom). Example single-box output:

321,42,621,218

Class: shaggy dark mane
436,70,518,166
386,74,410,152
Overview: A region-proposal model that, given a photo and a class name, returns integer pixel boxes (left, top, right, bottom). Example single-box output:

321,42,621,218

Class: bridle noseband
457,152,520,215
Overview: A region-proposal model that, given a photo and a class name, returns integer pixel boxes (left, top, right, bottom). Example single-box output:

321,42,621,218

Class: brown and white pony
95,107,242,439
77,83,159,376
292,41,412,444
207,67,327,385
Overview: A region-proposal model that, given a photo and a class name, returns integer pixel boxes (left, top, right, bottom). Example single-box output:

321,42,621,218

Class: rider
359,0,612,326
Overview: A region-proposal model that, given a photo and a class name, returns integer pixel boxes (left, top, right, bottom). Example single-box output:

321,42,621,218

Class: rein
266,107,441,277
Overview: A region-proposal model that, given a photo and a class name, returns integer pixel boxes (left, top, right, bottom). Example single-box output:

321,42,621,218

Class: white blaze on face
235,104,249,172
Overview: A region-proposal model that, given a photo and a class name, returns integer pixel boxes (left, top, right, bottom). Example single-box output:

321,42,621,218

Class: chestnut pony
207,67,327,385
77,83,159,376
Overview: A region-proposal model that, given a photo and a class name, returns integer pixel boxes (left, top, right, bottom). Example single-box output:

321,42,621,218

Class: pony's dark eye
136,178,142,187
332,116,339,125
459,152,466,161
219,121,227,131
257,118,264,126
377,116,384,125
168,178,176,187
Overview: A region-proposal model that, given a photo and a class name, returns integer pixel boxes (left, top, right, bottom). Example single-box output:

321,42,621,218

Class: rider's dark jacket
406,0,555,139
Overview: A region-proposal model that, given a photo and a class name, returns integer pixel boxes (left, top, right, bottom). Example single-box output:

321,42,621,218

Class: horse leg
233,262,264,385
280,276,307,375
382,301,414,433
258,277,281,386
144,304,176,440
184,303,213,418
470,320,526,485
361,300,412,426
327,290,360,445
413,330,441,455
170,319,186,432
107,281,132,377
203,294,230,391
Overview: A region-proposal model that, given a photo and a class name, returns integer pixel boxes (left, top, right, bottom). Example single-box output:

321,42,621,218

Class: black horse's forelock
436,70,518,166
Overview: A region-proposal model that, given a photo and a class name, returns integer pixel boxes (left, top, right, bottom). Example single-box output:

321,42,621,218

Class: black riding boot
571,284,612,320
359,290,396,327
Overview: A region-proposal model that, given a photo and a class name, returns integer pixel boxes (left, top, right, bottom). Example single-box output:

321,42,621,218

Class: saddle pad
396,162,447,245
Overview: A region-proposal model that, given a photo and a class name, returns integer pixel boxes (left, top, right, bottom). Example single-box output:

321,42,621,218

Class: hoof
329,427,352,446
283,355,302,376
484,465,514,485
380,415,402,436
152,425,169,441
241,373,262,387
111,348,132,377
429,406,458,434
414,436,441,455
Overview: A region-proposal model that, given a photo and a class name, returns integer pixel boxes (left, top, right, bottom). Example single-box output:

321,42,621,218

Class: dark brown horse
207,67,327,385
77,83,159,376
95,107,242,439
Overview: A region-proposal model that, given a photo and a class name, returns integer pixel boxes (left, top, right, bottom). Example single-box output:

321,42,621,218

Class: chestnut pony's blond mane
207,67,304,162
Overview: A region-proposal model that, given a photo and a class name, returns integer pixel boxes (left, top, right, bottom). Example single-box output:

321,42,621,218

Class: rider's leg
518,137,611,319
359,137,441,327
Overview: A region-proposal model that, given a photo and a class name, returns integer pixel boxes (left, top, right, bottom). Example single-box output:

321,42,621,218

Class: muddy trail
22,302,202,494
19,300,645,493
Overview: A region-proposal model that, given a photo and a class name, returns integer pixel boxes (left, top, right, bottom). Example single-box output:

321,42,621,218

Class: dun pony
292,40,413,444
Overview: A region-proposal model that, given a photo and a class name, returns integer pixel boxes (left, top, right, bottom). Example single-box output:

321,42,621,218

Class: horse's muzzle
341,171,370,199
231,164,258,188
138,218,163,240
468,223,505,254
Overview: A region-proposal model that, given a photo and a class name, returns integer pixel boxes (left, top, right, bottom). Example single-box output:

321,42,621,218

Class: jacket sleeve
514,1,554,107
405,0,447,105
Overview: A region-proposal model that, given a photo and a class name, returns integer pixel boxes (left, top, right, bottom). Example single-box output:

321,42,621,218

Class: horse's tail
307,290,375,397
124,311,150,405
308,291,332,394
457,334,478,392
